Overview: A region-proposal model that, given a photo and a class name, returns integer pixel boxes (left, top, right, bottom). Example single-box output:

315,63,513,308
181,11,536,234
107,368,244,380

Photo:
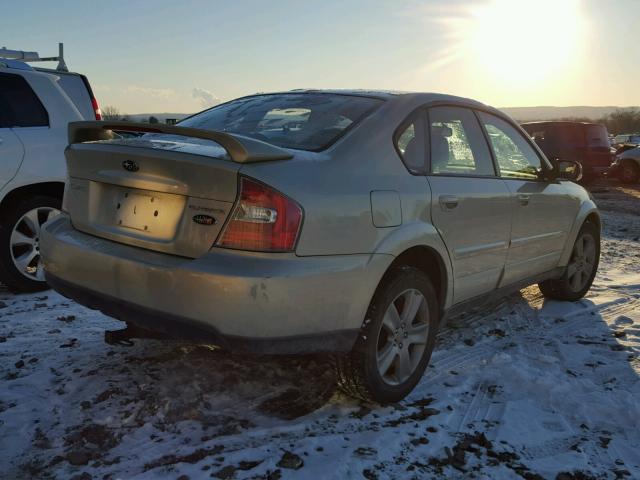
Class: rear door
0,72,36,187
426,106,512,303
0,71,65,185
477,111,580,285
0,127,23,189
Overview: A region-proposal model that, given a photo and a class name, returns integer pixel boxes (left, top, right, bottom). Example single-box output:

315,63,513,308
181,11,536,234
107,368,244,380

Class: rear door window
179,93,383,151
585,125,610,148
0,72,49,127
427,106,495,176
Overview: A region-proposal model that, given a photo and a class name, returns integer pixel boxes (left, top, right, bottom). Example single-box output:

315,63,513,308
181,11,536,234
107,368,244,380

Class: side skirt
441,267,564,324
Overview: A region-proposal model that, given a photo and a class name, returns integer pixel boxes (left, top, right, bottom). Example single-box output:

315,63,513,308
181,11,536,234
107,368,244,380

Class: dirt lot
588,179,640,216
0,180,639,480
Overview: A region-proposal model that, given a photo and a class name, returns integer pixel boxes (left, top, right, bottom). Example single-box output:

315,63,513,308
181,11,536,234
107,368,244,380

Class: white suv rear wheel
0,195,61,292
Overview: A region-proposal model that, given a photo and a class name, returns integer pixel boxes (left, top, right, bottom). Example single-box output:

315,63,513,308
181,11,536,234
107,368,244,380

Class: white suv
0,46,100,291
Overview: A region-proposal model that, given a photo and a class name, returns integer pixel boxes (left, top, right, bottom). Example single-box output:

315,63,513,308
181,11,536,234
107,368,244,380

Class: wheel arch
559,203,601,266
372,222,454,312
385,246,448,314
620,157,640,180
620,156,640,168
0,182,65,213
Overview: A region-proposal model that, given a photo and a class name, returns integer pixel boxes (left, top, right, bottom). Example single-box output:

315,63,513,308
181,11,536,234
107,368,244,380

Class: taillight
91,97,102,120
216,177,303,252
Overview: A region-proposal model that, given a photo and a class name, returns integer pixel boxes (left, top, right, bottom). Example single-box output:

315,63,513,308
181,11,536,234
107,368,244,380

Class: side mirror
555,159,583,182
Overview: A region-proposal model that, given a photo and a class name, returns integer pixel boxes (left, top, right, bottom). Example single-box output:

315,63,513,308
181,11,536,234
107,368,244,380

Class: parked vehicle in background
0,44,100,291
609,146,640,183
42,90,600,403
521,121,613,182
612,133,640,147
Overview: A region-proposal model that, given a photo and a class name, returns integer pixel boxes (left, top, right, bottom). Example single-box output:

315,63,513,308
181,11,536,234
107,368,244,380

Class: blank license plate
116,191,160,232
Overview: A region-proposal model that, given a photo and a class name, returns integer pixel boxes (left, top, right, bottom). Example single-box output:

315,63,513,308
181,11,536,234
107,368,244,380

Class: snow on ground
1,185,639,480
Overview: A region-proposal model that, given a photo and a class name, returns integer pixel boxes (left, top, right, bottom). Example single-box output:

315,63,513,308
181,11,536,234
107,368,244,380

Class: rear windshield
178,93,383,151
584,125,608,147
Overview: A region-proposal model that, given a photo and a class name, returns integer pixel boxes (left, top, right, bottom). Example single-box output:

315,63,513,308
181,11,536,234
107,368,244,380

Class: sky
3,0,639,114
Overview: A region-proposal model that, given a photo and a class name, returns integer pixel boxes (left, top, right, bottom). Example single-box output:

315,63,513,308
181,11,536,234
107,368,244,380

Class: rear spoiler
68,121,294,164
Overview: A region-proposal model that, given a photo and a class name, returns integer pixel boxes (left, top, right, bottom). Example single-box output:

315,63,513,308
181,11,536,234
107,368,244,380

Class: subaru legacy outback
41,91,600,403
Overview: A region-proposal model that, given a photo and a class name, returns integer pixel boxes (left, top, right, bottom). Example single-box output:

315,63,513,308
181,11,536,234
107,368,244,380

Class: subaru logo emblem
122,160,139,172
192,214,216,225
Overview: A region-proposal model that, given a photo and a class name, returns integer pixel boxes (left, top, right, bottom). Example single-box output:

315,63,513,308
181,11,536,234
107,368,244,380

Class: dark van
521,121,613,181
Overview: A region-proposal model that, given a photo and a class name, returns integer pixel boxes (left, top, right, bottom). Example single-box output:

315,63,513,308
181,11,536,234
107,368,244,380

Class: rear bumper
45,273,359,354
41,216,391,354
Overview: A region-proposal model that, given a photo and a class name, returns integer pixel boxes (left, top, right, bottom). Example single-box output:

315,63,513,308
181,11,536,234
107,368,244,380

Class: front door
427,106,512,304
476,111,580,286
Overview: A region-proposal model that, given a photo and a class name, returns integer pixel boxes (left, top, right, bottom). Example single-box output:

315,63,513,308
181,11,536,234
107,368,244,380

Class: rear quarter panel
237,99,428,256
239,96,455,308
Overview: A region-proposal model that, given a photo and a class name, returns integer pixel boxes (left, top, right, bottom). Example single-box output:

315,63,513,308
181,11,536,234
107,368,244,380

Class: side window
428,106,494,176
0,73,49,128
478,112,542,180
395,110,427,174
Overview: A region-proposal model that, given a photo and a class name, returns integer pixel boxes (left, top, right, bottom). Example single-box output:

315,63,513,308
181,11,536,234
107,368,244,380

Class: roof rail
0,42,68,72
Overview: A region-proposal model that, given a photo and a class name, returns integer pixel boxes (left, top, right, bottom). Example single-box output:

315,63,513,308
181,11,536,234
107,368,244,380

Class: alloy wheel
567,232,597,292
376,288,430,385
10,207,60,281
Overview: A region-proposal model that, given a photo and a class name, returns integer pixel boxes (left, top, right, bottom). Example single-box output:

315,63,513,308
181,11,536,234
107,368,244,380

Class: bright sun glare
467,0,584,85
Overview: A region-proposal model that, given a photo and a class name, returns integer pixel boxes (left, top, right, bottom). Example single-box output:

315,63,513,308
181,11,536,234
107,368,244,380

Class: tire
0,194,61,292
620,161,639,184
538,221,600,301
334,267,439,404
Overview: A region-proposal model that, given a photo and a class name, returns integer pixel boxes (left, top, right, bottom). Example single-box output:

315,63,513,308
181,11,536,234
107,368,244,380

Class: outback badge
192,214,216,226
122,159,139,172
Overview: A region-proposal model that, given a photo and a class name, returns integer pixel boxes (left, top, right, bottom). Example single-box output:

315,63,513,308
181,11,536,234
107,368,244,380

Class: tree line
598,109,640,135
101,106,158,124
523,108,640,135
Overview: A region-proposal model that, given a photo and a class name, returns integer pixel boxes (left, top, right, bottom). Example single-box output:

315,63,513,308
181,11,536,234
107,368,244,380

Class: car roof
186,89,511,128
0,59,34,71
522,121,605,128
249,89,498,116
272,89,491,105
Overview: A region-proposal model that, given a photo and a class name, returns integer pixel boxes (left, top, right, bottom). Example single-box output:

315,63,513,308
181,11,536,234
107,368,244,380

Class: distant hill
500,106,639,122
127,106,640,125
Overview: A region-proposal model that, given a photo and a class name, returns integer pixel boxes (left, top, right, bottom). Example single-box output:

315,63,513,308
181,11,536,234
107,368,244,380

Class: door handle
439,195,459,210
517,194,530,206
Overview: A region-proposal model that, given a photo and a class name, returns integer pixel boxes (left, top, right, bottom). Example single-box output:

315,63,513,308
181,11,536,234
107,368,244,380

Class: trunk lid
65,137,240,258
63,121,293,258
